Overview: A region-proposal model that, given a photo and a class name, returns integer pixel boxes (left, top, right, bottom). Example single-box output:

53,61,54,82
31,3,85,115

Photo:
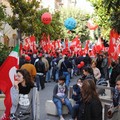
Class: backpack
96,78,108,86
35,60,45,73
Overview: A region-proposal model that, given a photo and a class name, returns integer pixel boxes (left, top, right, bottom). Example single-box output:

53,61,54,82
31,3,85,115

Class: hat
38,53,43,57
25,55,31,61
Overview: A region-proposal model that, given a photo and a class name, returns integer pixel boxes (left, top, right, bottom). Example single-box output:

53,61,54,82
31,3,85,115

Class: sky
41,0,94,14
76,0,94,14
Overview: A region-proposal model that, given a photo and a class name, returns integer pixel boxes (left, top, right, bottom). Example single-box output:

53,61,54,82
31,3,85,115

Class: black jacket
72,84,81,103
110,64,120,87
78,98,102,120
35,60,45,74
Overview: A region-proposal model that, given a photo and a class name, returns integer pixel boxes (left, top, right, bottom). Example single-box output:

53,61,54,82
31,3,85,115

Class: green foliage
8,0,63,41
103,0,120,34
0,42,10,66
7,0,90,42
87,0,120,41
8,0,40,34
87,0,111,40
33,8,63,41
59,7,90,42
0,4,7,30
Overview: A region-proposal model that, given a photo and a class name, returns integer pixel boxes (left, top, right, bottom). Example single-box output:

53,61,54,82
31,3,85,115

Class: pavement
39,76,79,120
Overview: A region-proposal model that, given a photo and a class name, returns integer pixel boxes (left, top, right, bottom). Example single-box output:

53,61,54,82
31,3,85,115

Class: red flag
23,36,36,52
0,45,19,120
65,39,69,48
84,40,90,54
109,29,120,60
70,36,79,47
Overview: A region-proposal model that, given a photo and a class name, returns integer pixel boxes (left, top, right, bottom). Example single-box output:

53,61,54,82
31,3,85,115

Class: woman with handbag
107,75,120,120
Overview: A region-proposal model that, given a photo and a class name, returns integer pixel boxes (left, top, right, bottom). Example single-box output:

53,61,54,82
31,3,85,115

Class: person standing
35,53,46,90
41,54,49,83
20,55,36,82
101,53,109,80
91,61,101,81
61,56,72,87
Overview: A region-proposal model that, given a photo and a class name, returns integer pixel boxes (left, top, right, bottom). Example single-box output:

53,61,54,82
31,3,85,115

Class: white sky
41,0,94,14
76,0,94,14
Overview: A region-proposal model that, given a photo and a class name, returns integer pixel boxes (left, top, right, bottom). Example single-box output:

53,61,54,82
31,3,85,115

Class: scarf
18,84,32,94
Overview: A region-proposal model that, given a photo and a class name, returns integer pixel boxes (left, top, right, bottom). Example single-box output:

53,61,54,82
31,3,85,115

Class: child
53,76,72,120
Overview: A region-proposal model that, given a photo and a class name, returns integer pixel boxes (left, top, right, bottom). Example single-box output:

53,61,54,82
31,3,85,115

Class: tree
103,0,120,34
0,4,7,30
8,0,40,37
0,42,10,66
87,0,120,40
59,7,90,42
7,0,63,41
33,8,63,41
7,0,90,42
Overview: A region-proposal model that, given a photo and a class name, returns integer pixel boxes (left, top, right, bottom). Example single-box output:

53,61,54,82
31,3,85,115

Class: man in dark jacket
35,53,45,90
61,56,72,87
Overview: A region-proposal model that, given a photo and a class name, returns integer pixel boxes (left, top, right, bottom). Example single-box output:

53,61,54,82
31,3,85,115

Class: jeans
46,70,50,82
35,74,44,90
53,97,72,116
53,68,59,82
72,104,79,119
63,72,70,87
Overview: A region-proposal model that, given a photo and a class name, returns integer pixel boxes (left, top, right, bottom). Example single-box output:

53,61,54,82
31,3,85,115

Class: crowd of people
0,45,120,120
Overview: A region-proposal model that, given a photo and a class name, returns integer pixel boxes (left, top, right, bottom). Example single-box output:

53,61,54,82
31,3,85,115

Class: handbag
63,62,71,73
107,106,120,120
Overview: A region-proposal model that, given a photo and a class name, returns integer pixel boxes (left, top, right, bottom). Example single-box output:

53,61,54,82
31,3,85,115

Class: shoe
41,86,45,90
10,113,17,120
60,116,65,120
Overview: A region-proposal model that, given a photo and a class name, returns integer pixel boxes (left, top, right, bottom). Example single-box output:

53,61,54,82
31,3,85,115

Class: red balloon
80,61,85,67
41,12,52,24
77,64,82,69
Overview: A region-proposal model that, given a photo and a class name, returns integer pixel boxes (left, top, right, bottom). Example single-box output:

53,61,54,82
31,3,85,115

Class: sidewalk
39,76,79,120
